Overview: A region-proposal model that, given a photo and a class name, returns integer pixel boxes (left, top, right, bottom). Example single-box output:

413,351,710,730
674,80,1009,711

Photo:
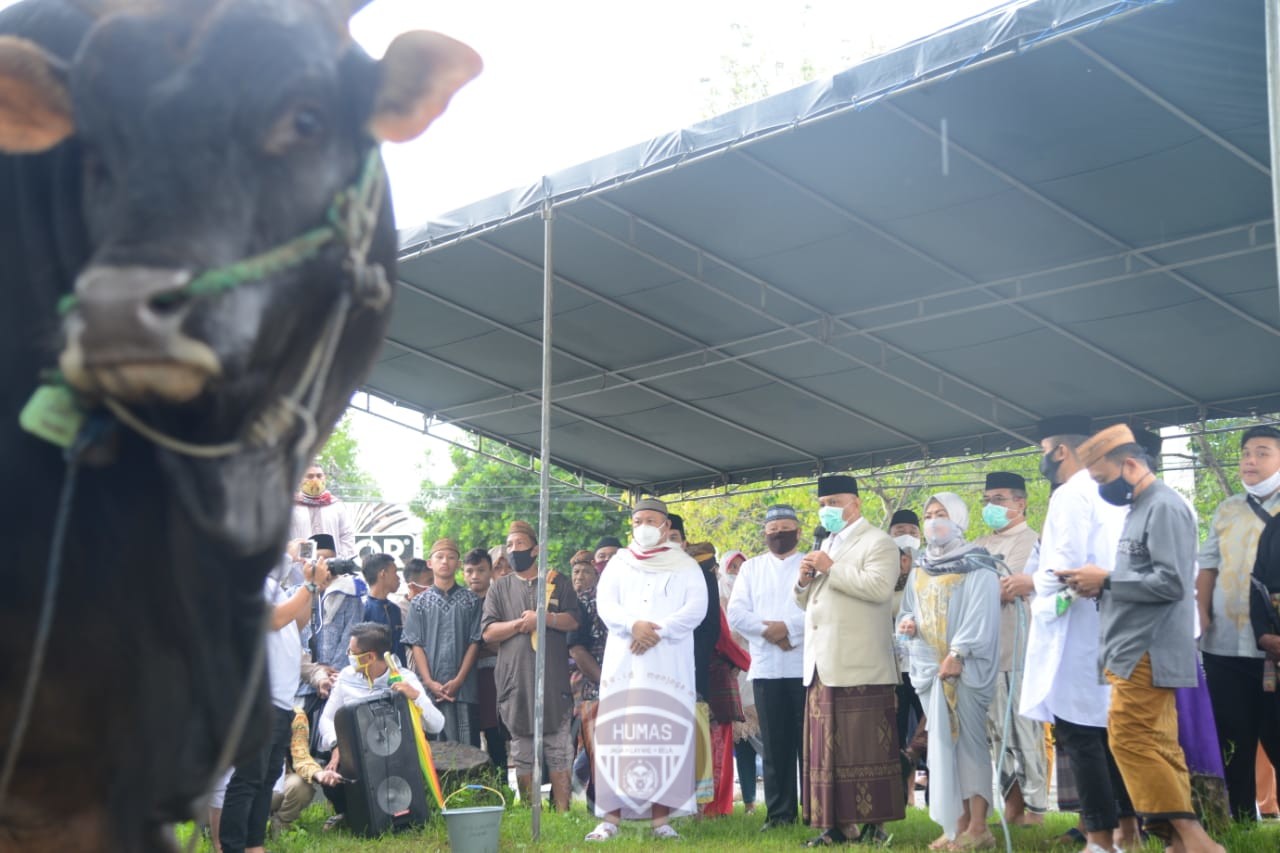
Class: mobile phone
299,541,314,561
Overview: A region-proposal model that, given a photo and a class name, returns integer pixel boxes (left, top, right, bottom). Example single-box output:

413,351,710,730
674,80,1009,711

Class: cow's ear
368,31,481,144
0,36,74,154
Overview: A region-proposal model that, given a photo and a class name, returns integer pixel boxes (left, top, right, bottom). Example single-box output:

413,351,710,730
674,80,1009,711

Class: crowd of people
208,419,1280,852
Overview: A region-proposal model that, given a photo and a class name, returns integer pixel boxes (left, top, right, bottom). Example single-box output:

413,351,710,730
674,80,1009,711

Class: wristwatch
948,647,964,661
303,581,318,594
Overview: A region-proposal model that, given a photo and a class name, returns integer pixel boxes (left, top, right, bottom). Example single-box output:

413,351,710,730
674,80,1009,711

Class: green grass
179,802,1280,852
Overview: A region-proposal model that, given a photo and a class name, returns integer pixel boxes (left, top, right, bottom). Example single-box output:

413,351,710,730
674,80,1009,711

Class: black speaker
334,690,430,836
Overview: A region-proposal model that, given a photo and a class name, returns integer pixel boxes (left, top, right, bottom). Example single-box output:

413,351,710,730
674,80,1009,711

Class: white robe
593,543,708,820
1020,469,1127,727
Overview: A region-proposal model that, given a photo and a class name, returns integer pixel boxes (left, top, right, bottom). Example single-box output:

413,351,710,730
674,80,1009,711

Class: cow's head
0,0,479,553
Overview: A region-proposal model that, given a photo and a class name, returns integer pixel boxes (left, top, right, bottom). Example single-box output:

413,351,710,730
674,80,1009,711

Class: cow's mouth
59,345,222,403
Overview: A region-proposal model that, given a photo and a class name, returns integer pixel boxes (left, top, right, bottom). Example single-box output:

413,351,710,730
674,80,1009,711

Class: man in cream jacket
794,474,905,846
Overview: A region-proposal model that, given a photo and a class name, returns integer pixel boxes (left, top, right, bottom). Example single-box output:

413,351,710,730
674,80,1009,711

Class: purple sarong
1175,661,1229,827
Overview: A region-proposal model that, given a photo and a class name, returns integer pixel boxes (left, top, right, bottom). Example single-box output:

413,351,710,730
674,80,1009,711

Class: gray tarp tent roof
378,0,1280,496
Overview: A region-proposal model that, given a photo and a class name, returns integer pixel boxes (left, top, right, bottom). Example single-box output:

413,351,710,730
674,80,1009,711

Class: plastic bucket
442,785,505,853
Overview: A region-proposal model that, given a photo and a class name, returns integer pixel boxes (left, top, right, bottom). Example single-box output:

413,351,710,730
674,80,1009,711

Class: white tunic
594,544,708,820
1020,469,1127,727
727,551,805,680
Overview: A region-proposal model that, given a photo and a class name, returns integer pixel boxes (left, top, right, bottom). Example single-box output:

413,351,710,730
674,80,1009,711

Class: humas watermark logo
593,686,695,817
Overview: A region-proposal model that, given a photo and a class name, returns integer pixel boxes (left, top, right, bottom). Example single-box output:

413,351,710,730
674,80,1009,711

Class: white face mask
1244,468,1280,499
633,523,665,549
893,534,921,552
923,517,959,546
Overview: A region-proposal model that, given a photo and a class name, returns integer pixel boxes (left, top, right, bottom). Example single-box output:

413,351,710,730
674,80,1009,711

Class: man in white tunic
586,498,708,842
289,463,356,557
1020,416,1136,853
727,505,806,830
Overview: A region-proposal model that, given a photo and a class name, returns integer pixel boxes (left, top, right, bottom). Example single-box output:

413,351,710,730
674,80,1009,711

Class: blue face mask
981,503,1010,530
818,505,847,535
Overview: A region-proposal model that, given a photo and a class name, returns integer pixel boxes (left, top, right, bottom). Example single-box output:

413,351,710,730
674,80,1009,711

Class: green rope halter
56,148,385,315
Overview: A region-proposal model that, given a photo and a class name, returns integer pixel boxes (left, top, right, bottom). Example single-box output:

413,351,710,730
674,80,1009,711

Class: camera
325,558,359,575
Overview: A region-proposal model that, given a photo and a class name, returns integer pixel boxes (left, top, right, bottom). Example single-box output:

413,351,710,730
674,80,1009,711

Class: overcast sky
2,0,1010,500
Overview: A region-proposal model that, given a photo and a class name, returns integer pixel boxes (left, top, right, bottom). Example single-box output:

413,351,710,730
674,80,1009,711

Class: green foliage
314,413,379,502
671,449,1050,556
1188,418,1254,539
411,444,629,569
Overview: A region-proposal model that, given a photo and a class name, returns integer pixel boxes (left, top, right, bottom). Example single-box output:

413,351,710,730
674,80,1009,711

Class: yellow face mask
301,478,325,497
349,651,374,685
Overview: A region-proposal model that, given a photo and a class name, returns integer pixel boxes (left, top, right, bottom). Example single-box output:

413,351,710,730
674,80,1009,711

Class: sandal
952,830,997,850
585,821,619,842
652,823,680,839
803,828,849,846
322,813,345,832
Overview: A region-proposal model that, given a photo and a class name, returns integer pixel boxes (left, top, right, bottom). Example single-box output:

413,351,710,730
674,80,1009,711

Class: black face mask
1039,445,1063,484
766,529,799,555
509,548,535,573
1098,474,1135,507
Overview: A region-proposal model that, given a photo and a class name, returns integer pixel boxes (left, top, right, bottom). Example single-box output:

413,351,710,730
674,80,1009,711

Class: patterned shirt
567,587,608,701
401,582,483,704
1200,491,1280,658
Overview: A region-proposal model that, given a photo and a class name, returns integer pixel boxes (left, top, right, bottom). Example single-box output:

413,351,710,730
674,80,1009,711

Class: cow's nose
59,265,222,402
71,266,194,362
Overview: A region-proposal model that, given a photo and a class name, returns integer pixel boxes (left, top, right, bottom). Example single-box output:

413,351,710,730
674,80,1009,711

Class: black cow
0,1,478,849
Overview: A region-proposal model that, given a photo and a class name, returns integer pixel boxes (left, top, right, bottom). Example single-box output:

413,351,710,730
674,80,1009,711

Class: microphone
812,525,829,552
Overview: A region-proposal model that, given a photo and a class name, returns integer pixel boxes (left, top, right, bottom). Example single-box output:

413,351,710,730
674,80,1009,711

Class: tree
411,443,630,571
313,413,379,502
669,448,1051,556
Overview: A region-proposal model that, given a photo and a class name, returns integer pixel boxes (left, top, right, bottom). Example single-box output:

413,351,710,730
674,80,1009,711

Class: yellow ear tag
19,384,85,448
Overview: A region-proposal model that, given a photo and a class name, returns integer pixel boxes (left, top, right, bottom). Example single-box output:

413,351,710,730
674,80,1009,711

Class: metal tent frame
376,0,1280,835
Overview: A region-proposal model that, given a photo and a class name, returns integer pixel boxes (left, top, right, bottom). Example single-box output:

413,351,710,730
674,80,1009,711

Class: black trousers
1202,651,1280,820
220,706,292,853
754,677,806,825
895,673,924,751
735,737,758,805
1053,716,1133,833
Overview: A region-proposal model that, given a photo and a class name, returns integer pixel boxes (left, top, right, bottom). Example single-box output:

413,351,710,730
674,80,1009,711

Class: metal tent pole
530,199,554,840
1269,0,1280,312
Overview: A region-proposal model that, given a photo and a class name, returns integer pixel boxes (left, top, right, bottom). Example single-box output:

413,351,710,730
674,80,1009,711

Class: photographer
220,547,320,853
298,534,366,718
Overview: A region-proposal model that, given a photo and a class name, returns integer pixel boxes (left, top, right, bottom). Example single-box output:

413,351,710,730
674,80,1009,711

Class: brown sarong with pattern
802,678,905,832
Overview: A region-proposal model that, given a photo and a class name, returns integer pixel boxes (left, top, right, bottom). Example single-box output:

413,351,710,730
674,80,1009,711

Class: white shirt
728,551,806,680
1020,469,1127,727
264,575,303,712
315,665,445,751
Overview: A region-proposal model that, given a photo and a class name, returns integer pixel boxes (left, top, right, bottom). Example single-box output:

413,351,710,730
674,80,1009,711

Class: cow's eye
292,106,326,141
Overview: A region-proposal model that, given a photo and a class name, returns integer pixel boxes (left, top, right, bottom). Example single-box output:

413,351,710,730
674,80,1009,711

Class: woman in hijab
898,493,1002,851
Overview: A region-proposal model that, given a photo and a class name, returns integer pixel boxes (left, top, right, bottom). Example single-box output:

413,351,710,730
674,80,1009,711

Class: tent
378,0,1280,499
377,0,1280,833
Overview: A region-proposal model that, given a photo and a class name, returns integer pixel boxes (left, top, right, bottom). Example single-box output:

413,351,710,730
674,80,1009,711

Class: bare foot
929,834,955,850
1013,812,1043,826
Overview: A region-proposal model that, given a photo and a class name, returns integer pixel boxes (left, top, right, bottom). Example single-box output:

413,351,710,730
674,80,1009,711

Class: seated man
314,623,446,824
268,707,343,837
